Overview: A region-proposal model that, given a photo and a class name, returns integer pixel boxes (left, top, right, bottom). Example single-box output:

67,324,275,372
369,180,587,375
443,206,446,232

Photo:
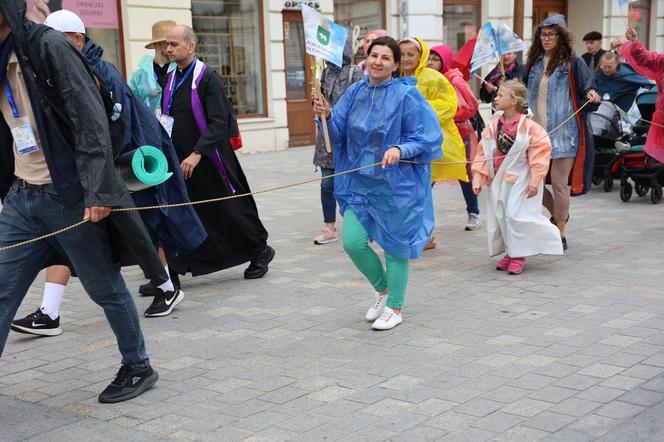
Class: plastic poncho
128,54,174,114
325,76,443,259
410,37,468,183
594,63,652,112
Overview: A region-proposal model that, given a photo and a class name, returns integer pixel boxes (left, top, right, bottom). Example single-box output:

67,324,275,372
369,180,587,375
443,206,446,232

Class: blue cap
539,14,567,29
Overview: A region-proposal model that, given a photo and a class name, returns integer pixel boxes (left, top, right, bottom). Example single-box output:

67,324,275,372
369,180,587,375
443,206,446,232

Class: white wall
568,0,604,55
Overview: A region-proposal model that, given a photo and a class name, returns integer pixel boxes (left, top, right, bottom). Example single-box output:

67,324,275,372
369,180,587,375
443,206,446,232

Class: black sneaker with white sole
139,271,181,297
11,308,62,336
143,289,184,317
98,364,159,403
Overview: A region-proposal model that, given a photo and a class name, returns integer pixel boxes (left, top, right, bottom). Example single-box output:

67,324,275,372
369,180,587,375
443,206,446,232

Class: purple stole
163,60,235,194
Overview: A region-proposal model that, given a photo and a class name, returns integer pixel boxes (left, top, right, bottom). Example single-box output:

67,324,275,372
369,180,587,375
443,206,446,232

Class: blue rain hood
325,76,443,259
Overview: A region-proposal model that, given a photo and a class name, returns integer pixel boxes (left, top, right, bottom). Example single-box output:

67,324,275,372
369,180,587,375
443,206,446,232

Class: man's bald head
166,24,197,68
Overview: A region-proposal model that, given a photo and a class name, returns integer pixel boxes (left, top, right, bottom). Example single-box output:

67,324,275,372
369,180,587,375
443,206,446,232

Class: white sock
40,283,66,320
158,264,175,292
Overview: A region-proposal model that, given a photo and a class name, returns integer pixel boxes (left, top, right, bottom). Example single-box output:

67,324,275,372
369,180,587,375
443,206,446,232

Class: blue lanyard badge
5,79,20,119
166,58,196,116
5,79,39,156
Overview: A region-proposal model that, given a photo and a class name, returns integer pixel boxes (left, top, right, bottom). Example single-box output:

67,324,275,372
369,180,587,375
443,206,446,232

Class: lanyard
4,79,19,119
166,58,196,115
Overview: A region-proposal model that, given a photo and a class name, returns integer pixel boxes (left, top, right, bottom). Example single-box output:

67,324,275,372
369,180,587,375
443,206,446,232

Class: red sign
27,0,118,29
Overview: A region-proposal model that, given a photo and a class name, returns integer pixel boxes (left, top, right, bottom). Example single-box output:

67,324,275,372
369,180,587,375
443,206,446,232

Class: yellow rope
0,220,90,252
0,99,599,253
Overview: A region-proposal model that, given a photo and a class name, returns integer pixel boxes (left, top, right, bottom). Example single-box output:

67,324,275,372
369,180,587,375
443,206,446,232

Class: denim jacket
527,57,580,158
525,55,598,194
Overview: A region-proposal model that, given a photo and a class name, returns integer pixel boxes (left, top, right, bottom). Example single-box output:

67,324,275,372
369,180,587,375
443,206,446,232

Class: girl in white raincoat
472,81,563,275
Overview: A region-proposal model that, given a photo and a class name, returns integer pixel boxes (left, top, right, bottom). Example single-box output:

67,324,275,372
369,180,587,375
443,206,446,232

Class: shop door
533,0,568,33
283,11,316,147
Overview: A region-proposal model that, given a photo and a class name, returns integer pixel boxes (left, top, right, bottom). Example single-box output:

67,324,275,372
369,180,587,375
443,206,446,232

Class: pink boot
508,257,526,275
496,255,511,271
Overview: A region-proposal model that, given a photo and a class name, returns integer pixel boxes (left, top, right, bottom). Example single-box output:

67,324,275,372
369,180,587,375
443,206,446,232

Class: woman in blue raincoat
313,37,442,331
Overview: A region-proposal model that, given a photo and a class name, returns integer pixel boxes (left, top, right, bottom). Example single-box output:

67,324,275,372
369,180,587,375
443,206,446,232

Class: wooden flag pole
497,55,506,79
310,55,332,154
473,73,491,86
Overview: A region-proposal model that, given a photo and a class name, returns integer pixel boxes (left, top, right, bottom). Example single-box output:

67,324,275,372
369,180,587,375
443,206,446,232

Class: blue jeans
320,167,336,223
0,183,149,367
460,135,479,215
459,180,479,215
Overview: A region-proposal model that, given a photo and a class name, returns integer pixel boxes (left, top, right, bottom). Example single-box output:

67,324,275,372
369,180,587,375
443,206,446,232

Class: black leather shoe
244,245,275,279
562,237,568,250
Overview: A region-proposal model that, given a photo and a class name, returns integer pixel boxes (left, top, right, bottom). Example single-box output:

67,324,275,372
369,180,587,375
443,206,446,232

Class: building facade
100,1,663,153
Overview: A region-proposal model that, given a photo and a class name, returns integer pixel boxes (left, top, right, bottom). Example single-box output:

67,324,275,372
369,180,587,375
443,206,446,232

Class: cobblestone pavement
2,147,664,441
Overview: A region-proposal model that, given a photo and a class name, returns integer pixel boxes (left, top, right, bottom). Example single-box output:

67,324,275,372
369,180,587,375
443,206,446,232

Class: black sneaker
98,364,159,403
244,245,276,279
10,308,62,336
139,270,182,297
143,289,184,317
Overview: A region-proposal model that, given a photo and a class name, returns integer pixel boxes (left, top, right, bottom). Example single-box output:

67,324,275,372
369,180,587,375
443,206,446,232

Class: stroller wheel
603,177,614,192
592,175,602,185
620,182,632,202
651,184,662,204
635,182,650,197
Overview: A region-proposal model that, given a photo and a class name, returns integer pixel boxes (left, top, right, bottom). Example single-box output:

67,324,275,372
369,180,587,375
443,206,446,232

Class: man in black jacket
582,31,606,71
0,0,158,403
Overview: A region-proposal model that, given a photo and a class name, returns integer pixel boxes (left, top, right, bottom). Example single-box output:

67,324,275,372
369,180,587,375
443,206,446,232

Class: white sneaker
314,228,337,245
365,291,388,321
372,307,403,330
465,213,481,231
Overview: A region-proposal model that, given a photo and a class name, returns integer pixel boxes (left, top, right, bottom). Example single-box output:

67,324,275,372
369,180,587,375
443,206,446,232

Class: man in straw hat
128,20,176,113
146,20,177,88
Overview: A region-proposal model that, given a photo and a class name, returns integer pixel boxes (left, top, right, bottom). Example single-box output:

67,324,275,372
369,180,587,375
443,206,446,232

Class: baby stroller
616,89,664,204
590,99,628,192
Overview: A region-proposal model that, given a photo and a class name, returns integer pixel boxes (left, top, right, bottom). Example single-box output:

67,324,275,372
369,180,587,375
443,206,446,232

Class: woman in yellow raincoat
399,37,468,248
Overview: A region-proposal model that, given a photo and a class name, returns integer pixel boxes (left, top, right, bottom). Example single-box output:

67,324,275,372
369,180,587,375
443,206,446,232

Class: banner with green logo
302,4,348,67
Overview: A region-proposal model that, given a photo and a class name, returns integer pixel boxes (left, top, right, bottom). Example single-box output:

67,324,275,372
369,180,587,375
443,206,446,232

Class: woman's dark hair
526,25,574,76
367,36,401,77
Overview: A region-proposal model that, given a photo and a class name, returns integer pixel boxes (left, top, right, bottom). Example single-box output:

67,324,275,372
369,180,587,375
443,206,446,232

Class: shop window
334,0,386,65
629,0,651,47
443,0,481,52
192,0,266,117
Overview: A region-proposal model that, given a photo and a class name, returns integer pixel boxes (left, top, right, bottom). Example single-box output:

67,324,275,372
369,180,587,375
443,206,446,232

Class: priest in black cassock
161,25,275,280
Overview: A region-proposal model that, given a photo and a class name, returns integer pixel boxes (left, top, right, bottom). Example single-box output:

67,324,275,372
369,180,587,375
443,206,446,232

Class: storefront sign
27,0,119,29
284,1,321,10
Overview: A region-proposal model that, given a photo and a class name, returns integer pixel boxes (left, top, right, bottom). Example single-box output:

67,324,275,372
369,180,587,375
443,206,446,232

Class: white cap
44,10,86,34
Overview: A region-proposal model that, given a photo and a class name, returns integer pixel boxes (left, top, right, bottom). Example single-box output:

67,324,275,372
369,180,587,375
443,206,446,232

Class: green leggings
342,210,410,309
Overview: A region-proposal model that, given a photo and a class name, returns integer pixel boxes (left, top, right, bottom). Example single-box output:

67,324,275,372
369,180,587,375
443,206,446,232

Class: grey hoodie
314,35,364,169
